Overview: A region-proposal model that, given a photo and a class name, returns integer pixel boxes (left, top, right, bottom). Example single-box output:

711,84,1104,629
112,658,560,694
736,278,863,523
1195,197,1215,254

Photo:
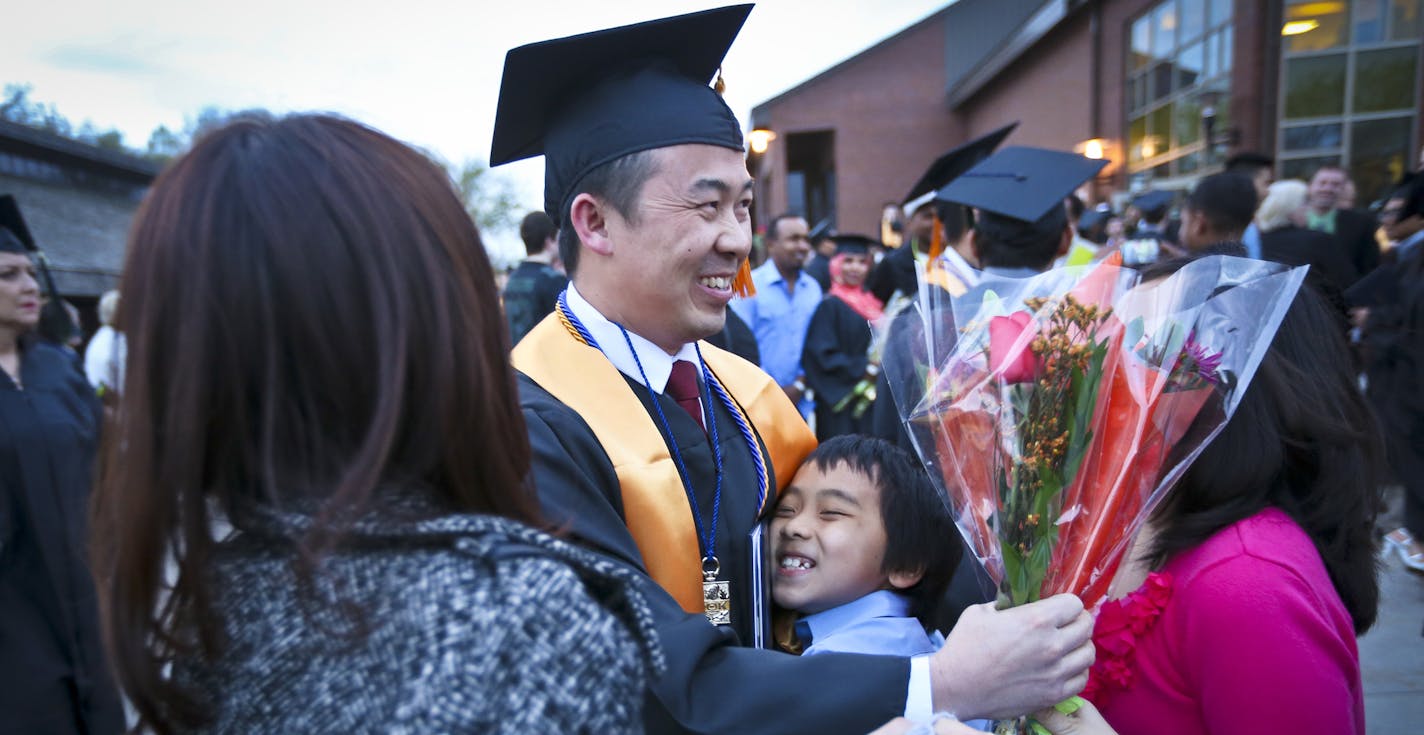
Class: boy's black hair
802,434,960,628
1183,172,1257,236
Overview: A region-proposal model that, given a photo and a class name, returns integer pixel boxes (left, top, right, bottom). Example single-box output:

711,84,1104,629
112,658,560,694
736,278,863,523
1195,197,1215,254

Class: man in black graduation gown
489,7,1094,734
876,146,1109,634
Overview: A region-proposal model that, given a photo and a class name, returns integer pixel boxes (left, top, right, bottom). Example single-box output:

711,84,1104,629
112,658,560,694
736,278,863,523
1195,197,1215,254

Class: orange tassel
926,212,944,272
732,259,756,297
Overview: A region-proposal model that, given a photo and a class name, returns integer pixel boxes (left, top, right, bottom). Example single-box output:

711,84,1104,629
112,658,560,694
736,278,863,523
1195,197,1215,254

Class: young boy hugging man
772,434,960,657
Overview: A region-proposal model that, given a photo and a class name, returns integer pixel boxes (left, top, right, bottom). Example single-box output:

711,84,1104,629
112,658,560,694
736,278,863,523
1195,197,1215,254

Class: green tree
451,158,523,237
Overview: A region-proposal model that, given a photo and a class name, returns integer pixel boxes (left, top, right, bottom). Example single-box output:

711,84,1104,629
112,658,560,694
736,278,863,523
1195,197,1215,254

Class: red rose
988,311,1041,383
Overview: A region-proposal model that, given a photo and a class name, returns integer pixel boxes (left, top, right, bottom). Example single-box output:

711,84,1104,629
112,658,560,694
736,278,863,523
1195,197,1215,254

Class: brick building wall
750,9,961,237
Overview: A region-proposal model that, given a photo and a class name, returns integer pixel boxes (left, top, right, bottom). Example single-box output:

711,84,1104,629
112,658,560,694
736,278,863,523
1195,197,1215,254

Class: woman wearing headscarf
803,235,885,440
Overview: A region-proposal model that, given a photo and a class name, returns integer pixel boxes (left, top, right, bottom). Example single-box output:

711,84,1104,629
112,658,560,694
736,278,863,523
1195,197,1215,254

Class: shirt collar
1398,229,1424,258
800,590,914,643
982,265,1041,279
753,260,813,289
934,247,980,286
565,283,699,393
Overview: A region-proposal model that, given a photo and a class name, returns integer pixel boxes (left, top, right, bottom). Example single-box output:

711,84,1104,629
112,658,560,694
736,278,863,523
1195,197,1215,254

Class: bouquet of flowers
887,255,1306,733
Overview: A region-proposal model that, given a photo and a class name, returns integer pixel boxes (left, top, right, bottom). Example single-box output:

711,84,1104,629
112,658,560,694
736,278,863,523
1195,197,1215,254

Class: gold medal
702,557,731,626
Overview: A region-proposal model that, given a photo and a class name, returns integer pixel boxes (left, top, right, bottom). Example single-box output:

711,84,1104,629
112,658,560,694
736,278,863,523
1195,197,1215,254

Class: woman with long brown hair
90,114,661,733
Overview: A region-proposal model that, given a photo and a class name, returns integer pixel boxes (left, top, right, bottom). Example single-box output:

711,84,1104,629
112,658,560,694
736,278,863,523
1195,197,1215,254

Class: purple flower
1182,333,1223,384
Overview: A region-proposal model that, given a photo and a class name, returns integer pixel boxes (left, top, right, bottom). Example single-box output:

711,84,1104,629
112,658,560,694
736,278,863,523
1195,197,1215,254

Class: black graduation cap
1078,207,1112,232
1132,190,1173,216
0,195,36,254
900,122,1020,209
808,218,836,243
832,234,877,255
489,5,752,224
935,146,1108,224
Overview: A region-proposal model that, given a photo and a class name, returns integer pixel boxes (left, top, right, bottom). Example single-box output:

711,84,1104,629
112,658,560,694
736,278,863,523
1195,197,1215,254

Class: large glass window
1278,0,1422,205
1125,0,1233,179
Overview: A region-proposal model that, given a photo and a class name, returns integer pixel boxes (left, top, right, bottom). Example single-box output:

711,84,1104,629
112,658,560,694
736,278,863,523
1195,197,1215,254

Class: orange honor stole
513,312,816,617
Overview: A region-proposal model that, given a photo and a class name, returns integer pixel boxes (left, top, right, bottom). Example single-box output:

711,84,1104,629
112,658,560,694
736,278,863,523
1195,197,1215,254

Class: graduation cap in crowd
0,195,36,254
489,4,754,294
490,4,751,224
1131,190,1173,218
832,234,878,256
808,218,837,243
936,146,1108,225
901,121,1020,213
1078,207,1112,232
0,194,77,342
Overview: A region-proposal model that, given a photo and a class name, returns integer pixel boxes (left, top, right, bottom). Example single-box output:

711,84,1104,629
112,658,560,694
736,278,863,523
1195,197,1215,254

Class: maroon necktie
666,359,705,432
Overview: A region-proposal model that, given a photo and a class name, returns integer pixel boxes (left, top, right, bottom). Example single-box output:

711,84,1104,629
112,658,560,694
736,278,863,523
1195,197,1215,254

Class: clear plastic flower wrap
884,255,1308,614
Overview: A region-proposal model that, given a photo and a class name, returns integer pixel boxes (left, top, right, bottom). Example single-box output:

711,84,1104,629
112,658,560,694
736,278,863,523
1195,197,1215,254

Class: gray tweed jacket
174,496,664,734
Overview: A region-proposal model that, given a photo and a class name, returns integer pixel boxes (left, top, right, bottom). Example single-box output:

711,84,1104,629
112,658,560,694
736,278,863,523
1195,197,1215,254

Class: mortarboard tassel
926,212,944,272
732,258,756,297
714,68,726,96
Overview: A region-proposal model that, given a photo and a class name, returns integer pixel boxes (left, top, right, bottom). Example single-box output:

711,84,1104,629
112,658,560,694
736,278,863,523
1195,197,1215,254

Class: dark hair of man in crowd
1138,256,1382,635
519,211,557,256
765,212,803,243
1065,194,1086,222
1224,151,1274,176
92,114,542,732
973,204,1068,272
800,434,960,628
1398,172,1424,220
934,201,973,244
556,149,660,275
1183,172,1258,236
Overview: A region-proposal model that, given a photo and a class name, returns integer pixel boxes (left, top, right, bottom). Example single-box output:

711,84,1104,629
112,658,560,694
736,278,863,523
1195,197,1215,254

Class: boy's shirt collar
800,589,915,645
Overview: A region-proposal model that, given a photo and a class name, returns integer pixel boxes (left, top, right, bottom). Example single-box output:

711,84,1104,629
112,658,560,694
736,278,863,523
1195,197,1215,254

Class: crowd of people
0,4,1420,735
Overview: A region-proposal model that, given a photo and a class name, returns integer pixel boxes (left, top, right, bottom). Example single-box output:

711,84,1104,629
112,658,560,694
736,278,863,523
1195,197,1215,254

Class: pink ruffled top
1087,507,1363,735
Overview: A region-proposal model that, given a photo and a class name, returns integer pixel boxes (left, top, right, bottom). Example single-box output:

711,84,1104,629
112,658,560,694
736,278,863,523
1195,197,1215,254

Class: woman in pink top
1038,263,1382,735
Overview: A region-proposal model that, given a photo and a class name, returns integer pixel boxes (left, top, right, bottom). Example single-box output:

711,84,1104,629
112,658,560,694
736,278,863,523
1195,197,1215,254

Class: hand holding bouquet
890,255,1305,733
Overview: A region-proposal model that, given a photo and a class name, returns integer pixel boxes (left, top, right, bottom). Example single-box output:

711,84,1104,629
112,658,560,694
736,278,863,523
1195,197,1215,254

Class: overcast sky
7,0,950,258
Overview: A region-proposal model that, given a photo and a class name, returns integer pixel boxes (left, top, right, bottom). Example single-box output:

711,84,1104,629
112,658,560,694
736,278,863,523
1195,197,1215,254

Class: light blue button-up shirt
798,590,943,658
799,592,989,730
731,261,822,416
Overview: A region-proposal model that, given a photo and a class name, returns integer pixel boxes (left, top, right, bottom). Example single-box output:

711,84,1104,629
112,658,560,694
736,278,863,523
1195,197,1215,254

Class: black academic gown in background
520,370,908,735
0,340,124,735
1332,209,1381,286
703,307,760,365
867,244,918,306
1261,225,1359,294
803,295,875,440
805,255,832,293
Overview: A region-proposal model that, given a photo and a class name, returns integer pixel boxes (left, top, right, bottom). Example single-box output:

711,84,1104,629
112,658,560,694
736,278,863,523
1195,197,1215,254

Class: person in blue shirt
732,213,822,417
772,434,959,658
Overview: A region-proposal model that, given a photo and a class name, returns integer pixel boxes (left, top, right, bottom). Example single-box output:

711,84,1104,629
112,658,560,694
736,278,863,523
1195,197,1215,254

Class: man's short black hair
802,435,959,627
973,204,1067,272
765,212,803,242
1398,174,1424,220
1184,172,1257,236
1224,151,1274,175
520,211,557,256
557,149,658,275
933,201,973,244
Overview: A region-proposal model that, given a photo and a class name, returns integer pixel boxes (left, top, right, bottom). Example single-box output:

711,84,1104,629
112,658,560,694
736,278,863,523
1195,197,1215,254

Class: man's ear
1056,223,1073,258
887,566,925,591
968,228,982,263
569,193,614,258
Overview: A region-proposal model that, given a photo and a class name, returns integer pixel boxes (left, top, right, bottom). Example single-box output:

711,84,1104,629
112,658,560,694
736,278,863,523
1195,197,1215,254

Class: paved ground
1360,486,1424,733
